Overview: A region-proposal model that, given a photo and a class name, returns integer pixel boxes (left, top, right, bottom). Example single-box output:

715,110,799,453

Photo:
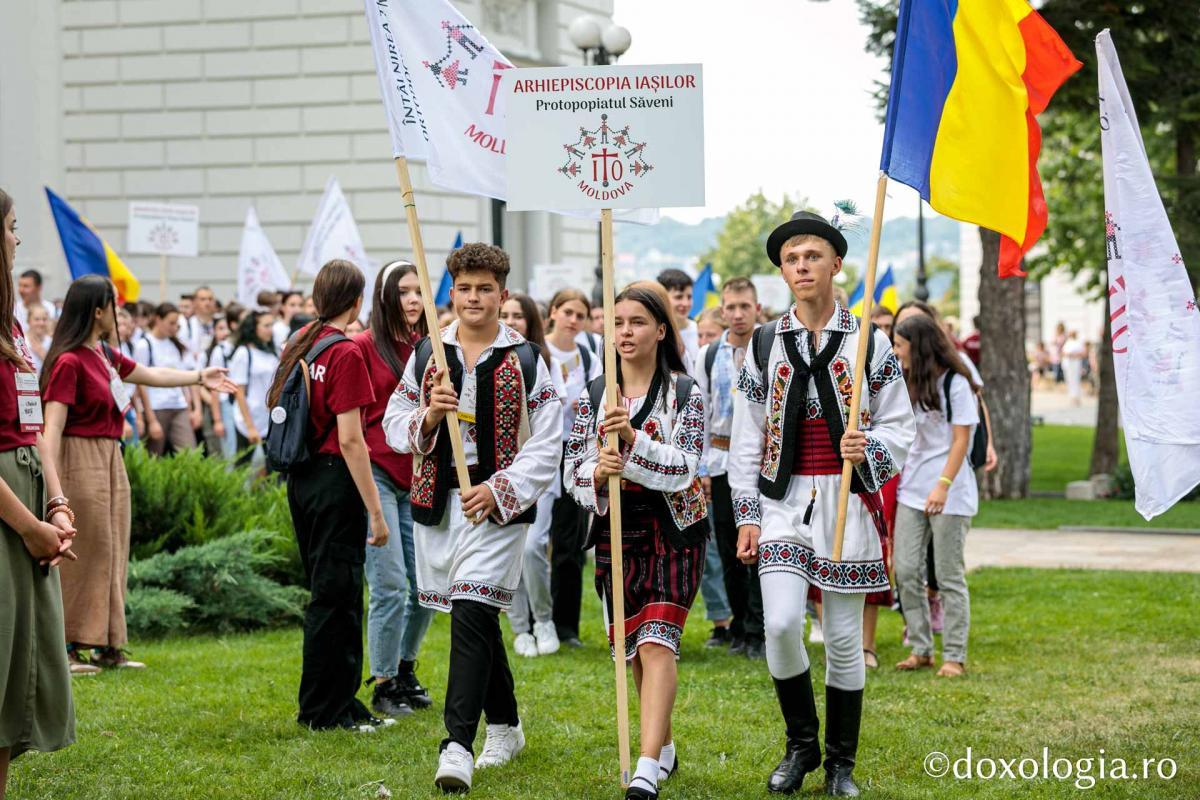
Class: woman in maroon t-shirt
0,188,77,788
40,275,236,672
266,259,388,732
352,261,437,718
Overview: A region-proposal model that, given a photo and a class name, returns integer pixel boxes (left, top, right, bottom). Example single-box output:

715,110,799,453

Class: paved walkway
966,527,1200,573
1031,387,1099,427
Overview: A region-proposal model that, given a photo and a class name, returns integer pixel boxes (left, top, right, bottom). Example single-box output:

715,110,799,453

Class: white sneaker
435,742,474,793
533,621,560,655
809,617,824,644
475,721,525,768
513,632,539,658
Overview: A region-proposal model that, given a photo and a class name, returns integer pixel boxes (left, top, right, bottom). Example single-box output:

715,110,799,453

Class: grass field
11,568,1200,800
976,425,1200,530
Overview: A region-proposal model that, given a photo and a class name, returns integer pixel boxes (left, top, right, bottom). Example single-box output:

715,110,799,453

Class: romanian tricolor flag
879,0,1081,278
45,188,141,302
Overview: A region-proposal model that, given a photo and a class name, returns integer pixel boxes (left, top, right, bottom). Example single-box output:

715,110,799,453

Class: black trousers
287,455,367,729
550,461,588,640
711,473,764,639
444,599,519,753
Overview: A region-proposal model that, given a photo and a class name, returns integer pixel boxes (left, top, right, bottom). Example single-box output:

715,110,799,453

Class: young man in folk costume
728,211,914,797
694,277,766,658
383,243,563,794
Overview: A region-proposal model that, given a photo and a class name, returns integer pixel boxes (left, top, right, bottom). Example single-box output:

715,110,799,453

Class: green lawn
976,425,1200,530
11,568,1200,799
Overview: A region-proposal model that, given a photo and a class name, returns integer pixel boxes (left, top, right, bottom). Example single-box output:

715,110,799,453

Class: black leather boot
824,686,864,797
767,670,822,794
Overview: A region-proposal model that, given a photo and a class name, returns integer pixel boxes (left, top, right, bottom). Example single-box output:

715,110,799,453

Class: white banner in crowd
297,177,372,277
127,202,200,257
362,0,657,224
504,64,705,212
236,207,291,307
1097,30,1200,519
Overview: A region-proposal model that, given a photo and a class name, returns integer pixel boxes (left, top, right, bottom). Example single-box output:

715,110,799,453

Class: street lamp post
569,16,632,306
915,197,929,301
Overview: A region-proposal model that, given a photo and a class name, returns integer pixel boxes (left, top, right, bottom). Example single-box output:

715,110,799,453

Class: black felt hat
766,211,849,266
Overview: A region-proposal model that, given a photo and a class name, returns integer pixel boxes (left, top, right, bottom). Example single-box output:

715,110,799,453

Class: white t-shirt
228,344,280,439
678,319,699,369
898,371,980,517
548,339,603,442
272,320,292,351
208,342,235,407
134,335,194,410
13,299,57,329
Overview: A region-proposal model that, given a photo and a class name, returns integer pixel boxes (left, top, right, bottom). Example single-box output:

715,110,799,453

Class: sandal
863,648,878,670
894,653,934,670
936,661,966,678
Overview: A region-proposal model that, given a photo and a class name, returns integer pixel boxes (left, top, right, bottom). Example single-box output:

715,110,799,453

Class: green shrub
1112,461,1200,502
128,530,308,636
124,446,301,583
125,586,195,638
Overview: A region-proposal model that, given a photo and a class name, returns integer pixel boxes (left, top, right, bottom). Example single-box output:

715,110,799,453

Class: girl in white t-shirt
24,304,52,375
133,303,199,456
229,310,280,465
891,313,978,679
205,315,237,459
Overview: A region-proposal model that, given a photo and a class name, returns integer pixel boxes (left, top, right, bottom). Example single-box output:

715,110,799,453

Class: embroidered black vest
759,329,871,501
410,344,537,527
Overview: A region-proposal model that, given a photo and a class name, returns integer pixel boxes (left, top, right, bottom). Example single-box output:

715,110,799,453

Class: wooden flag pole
600,208,631,787
394,156,475,499
832,172,888,561
159,253,168,302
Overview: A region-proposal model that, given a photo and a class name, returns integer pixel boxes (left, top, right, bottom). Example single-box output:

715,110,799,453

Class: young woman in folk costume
40,275,238,674
383,243,562,793
268,260,390,732
728,210,915,797
542,288,602,650
499,292,569,658
0,188,77,797
353,261,436,718
565,285,709,800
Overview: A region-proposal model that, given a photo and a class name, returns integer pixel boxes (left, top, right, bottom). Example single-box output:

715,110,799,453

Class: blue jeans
699,502,732,622
366,466,434,679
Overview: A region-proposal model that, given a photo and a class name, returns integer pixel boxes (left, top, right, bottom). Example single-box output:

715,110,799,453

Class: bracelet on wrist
938,475,954,487
45,495,68,512
47,505,75,525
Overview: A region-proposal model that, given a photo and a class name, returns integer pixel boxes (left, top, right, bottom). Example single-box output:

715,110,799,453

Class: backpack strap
577,342,592,377
299,332,350,403
675,373,696,411
587,374,606,415
750,324,776,373
943,371,955,421
516,341,539,395
703,340,719,383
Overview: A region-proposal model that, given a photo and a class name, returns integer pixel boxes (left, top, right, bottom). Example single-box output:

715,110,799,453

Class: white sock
632,756,659,791
657,741,676,779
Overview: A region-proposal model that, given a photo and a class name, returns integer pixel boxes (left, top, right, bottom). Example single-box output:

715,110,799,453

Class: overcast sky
611,0,922,223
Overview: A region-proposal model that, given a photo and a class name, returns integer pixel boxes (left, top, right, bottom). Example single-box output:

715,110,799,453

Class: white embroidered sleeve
694,344,713,479
728,350,767,527
857,329,915,492
383,350,436,455
483,358,564,525
621,380,704,493
564,389,607,516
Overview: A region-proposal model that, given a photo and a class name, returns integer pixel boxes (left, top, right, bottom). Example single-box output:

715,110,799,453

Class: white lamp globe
568,16,603,50
602,24,632,57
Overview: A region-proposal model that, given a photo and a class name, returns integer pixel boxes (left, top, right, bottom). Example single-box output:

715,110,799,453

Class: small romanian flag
45,187,141,303
879,0,1081,278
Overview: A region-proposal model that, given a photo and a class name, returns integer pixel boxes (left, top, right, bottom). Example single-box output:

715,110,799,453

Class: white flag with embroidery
236,207,291,307
1097,30,1200,519
362,0,657,223
297,177,371,278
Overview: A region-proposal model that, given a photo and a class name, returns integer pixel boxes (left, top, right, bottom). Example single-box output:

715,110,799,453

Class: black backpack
943,371,989,469
750,322,876,376
264,333,349,473
587,373,696,422
411,336,542,397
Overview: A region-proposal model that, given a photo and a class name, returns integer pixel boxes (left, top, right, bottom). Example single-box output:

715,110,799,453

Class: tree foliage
700,191,805,280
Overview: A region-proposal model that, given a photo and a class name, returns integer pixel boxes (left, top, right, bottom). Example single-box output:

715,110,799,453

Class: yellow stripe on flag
929,0,1031,244
104,241,141,302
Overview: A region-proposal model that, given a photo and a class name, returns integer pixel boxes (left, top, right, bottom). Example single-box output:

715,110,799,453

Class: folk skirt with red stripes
593,490,705,661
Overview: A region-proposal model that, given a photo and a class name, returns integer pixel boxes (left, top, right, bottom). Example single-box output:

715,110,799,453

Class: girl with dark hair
891,313,979,679
565,285,707,800
542,289,602,649
132,303,200,456
204,315,236,458
500,293,568,658
41,275,236,672
272,290,304,350
353,261,436,717
269,259,390,732
228,310,279,464
0,189,78,792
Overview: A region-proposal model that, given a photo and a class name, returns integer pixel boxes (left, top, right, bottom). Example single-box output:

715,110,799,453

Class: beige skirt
0,445,75,757
57,436,132,649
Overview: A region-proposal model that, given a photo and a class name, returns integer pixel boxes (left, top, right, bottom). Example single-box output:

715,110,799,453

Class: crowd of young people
2,180,994,799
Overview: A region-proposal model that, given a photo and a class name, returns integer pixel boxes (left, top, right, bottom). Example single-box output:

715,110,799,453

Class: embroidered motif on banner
758,541,889,592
